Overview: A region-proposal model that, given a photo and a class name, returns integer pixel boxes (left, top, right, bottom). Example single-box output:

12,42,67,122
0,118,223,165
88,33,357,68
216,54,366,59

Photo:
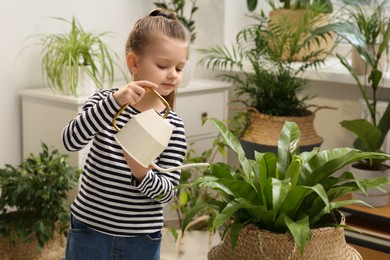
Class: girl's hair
126,8,191,108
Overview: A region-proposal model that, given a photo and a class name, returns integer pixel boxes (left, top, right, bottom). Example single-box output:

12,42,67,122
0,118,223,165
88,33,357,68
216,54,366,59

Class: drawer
176,91,226,138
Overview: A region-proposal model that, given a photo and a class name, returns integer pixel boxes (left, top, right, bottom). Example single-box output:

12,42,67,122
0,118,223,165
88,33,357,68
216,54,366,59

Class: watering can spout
113,89,210,172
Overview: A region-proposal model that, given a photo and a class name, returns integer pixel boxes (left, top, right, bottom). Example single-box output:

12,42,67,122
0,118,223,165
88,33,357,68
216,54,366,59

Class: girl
62,8,190,260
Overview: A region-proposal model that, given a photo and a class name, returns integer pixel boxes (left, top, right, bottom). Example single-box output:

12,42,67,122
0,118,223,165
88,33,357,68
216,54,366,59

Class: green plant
32,16,125,96
154,0,198,43
246,0,333,13
0,143,81,251
313,0,390,169
166,135,228,239
181,118,390,255
199,9,330,117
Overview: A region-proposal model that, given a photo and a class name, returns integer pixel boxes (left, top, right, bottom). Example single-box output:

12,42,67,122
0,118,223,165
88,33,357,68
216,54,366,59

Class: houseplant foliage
313,0,390,170
180,118,390,255
199,8,331,118
154,0,198,44
246,0,333,13
0,143,80,251
34,16,124,96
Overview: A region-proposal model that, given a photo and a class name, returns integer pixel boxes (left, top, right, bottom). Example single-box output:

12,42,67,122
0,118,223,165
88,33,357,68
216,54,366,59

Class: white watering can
112,89,209,173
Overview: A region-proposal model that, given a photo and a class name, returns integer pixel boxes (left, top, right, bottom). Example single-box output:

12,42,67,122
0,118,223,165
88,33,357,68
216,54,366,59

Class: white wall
2,0,388,167
0,0,226,167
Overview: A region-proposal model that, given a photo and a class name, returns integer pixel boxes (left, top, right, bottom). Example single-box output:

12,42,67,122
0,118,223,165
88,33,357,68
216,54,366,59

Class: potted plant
31,16,125,97
246,0,333,12
0,143,81,259
153,0,198,86
199,10,334,157
313,0,390,206
245,0,334,61
180,118,390,259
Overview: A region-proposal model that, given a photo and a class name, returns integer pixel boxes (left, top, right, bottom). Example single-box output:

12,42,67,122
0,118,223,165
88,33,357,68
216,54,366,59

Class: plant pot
62,66,97,97
208,224,361,260
351,44,387,76
240,111,323,157
268,9,334,61
180,44,197,87
351,164,390,207
0,226,66,260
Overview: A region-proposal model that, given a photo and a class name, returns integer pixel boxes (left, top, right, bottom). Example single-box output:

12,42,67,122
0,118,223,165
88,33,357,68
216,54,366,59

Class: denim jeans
65,214,162,260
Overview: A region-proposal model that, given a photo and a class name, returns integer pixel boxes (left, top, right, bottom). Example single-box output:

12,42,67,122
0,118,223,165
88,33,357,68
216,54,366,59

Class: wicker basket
241,111,323,147
0,228,66,260
268,9,335,61
208,224,362,260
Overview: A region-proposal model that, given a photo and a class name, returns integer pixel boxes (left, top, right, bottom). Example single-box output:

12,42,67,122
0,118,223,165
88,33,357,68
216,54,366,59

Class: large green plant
199,8,330,117
0,143,81,251
154,0,198,44
313,0,390,169
181,118,390,255
34,17,125,96
246,0,333,13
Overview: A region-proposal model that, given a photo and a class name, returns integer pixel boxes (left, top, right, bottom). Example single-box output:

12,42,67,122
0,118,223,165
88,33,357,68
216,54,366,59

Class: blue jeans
65,214,162,260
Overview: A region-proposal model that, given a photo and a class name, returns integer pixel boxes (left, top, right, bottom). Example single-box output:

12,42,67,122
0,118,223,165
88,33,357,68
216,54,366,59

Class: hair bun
149,8,176,20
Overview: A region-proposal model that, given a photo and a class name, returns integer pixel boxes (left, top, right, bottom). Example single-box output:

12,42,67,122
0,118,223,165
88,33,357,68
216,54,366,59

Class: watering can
112,89,209,173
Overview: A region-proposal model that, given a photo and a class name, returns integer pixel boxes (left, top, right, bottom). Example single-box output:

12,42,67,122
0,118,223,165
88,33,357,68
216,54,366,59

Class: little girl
62,8,190,260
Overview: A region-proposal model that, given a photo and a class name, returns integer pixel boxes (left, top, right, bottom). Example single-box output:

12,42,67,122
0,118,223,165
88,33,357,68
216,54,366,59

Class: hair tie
154,13,172,20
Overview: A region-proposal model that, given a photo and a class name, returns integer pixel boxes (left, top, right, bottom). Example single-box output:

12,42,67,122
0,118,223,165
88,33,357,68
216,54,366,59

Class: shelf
299,57,390,88
339,195,390,253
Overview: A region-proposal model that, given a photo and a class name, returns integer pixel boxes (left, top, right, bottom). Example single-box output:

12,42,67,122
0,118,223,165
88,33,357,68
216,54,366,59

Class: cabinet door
176,91,226,138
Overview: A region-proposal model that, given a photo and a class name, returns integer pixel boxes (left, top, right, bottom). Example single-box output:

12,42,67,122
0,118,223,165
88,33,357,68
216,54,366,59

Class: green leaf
246,0,258,11
271,178,291,220
341,119,382,151
207,118,252,182
277,121,301,179
285,215,311,256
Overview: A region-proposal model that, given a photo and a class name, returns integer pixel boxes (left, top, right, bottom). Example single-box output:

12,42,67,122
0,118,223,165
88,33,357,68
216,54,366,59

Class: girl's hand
113,80,159,107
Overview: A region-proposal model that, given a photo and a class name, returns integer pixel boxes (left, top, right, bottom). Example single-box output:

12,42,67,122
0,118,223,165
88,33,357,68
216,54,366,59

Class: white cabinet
21,79,231,168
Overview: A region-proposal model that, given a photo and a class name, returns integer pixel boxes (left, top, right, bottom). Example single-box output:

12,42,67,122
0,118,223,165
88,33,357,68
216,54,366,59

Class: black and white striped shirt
62,89,187,236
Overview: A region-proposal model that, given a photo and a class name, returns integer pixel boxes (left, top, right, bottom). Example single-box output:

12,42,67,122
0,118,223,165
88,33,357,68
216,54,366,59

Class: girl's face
132,35,188,96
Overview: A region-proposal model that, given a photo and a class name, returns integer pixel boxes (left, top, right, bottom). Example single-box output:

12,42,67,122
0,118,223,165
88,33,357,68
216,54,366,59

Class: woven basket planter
240,111,323,156
0,228,66,260
208,224,362,260
268,9,335,61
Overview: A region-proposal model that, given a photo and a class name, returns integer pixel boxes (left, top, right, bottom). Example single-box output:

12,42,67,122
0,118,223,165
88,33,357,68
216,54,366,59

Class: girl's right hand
113,80,159,107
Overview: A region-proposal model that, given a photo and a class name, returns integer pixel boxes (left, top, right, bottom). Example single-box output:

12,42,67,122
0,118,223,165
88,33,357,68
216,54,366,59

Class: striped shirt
62,89,187,236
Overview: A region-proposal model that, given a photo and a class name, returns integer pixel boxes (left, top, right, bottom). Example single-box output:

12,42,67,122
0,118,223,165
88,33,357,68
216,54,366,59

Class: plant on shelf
245,0,333,12
314,0,390,170
313,0,390,206
28,16,125,96
0,143,80,257
199,8,334,155
153,0,198,44
180,118,390,258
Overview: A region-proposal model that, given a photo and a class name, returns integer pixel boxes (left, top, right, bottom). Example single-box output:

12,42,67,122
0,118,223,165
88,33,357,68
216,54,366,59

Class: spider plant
35,16,125,96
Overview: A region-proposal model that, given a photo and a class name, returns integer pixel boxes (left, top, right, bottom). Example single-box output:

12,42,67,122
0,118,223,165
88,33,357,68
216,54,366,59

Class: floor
160,229,221,260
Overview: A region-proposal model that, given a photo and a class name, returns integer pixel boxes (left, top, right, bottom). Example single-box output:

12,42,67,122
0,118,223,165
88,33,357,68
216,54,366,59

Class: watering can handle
112,89,171,132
